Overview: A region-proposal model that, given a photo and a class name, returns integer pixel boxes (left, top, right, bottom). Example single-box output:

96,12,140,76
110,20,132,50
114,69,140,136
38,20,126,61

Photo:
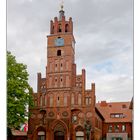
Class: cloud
7,0,133,102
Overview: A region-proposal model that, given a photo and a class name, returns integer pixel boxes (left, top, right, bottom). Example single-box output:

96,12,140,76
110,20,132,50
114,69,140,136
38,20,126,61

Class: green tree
7,51,33,131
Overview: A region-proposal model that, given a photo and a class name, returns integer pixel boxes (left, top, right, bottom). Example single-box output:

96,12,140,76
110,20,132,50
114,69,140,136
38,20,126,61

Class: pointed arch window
64,95,67,106
50,94,53,107
65,24,69,32
40,96,42,106
71,94,74,105
58,24,62,32
78,94,82,105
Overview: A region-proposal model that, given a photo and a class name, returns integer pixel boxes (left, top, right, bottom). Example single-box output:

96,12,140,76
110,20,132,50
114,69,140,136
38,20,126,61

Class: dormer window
110,113,125,118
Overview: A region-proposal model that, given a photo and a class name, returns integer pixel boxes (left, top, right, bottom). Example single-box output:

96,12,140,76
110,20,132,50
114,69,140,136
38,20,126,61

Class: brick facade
26,7,132,140
27,8,101,140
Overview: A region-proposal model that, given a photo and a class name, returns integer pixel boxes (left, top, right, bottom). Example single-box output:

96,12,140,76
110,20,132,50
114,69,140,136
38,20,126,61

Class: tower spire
59,0,65,21
60,0,64,10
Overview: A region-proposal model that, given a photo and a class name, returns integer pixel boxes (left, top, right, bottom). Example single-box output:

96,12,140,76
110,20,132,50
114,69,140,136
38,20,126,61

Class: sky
7,0,133,102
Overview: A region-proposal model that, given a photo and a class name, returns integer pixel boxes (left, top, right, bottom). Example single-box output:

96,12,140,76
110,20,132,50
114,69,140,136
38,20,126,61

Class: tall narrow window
108,125,112,132
66,61,69,70
85,97,91,105
57,96,60,106
64,95,67,106
71,94,74,105
55,63,58,72
40,96,42,106
78,94,82,105
50,95,53,107
60,62,63,71
86,97,88,105
49,77,52,88
66,75,69,87
52,26,54,34
55,77,57,87
114,124,119,132
58,24,62,32
60,76,63,87
122,125,126,132
89,98,91,105
65,24,69,32
45,95,47,106
35,100,38,107
57,50,61,56
49,62,52,72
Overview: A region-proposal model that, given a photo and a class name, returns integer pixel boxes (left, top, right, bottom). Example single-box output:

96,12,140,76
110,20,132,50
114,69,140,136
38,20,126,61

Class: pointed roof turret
59,0,65,21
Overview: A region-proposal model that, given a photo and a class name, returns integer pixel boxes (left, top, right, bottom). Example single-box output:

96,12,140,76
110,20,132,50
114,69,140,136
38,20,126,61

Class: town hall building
26,5,132,140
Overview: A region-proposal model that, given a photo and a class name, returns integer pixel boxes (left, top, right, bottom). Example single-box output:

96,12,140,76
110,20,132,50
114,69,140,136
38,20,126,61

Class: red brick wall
102,122,132,139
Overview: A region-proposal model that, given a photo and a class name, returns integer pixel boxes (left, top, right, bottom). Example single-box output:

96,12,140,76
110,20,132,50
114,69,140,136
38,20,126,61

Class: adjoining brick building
26,5,132,140
96,101,132,140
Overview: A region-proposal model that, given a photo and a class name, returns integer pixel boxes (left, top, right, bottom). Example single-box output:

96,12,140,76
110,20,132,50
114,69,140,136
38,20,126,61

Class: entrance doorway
38,131,45,140
54,131,64,140
76,131,84,140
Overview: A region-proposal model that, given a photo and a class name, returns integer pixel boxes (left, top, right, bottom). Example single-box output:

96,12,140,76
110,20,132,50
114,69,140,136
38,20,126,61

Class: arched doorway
54,123,66,140
76,131,84,140
54,131,64,140
38,131,46,140
75,126,84,140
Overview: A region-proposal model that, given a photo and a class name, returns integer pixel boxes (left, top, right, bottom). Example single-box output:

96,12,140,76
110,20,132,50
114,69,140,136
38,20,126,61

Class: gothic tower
28,5,97,140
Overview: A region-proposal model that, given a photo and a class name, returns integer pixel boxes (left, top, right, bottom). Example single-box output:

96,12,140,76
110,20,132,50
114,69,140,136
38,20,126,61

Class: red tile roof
96,101,132,123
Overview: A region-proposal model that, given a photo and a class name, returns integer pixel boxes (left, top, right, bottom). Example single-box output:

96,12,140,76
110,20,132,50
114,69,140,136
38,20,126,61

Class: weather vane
59,0,64,10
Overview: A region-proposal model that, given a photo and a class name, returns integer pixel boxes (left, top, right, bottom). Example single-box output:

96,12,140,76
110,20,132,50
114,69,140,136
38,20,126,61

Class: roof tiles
96,101,132,123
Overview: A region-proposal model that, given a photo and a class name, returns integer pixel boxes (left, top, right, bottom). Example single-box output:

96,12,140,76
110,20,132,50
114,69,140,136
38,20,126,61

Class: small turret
59,5,65,21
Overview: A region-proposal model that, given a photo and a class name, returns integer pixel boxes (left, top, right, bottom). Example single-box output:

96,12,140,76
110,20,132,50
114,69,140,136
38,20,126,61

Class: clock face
55,38,64,46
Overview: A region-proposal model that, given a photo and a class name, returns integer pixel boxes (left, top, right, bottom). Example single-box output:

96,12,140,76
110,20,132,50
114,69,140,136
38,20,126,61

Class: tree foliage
7,51,33,129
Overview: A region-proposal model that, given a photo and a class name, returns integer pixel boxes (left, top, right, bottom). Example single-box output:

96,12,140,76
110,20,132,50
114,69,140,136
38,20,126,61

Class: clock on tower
55,37,64,46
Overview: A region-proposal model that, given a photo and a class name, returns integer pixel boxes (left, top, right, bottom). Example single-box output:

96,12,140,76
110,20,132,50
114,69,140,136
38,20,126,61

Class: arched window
65,24,69,32
57,50,61,56
58,24,62,32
